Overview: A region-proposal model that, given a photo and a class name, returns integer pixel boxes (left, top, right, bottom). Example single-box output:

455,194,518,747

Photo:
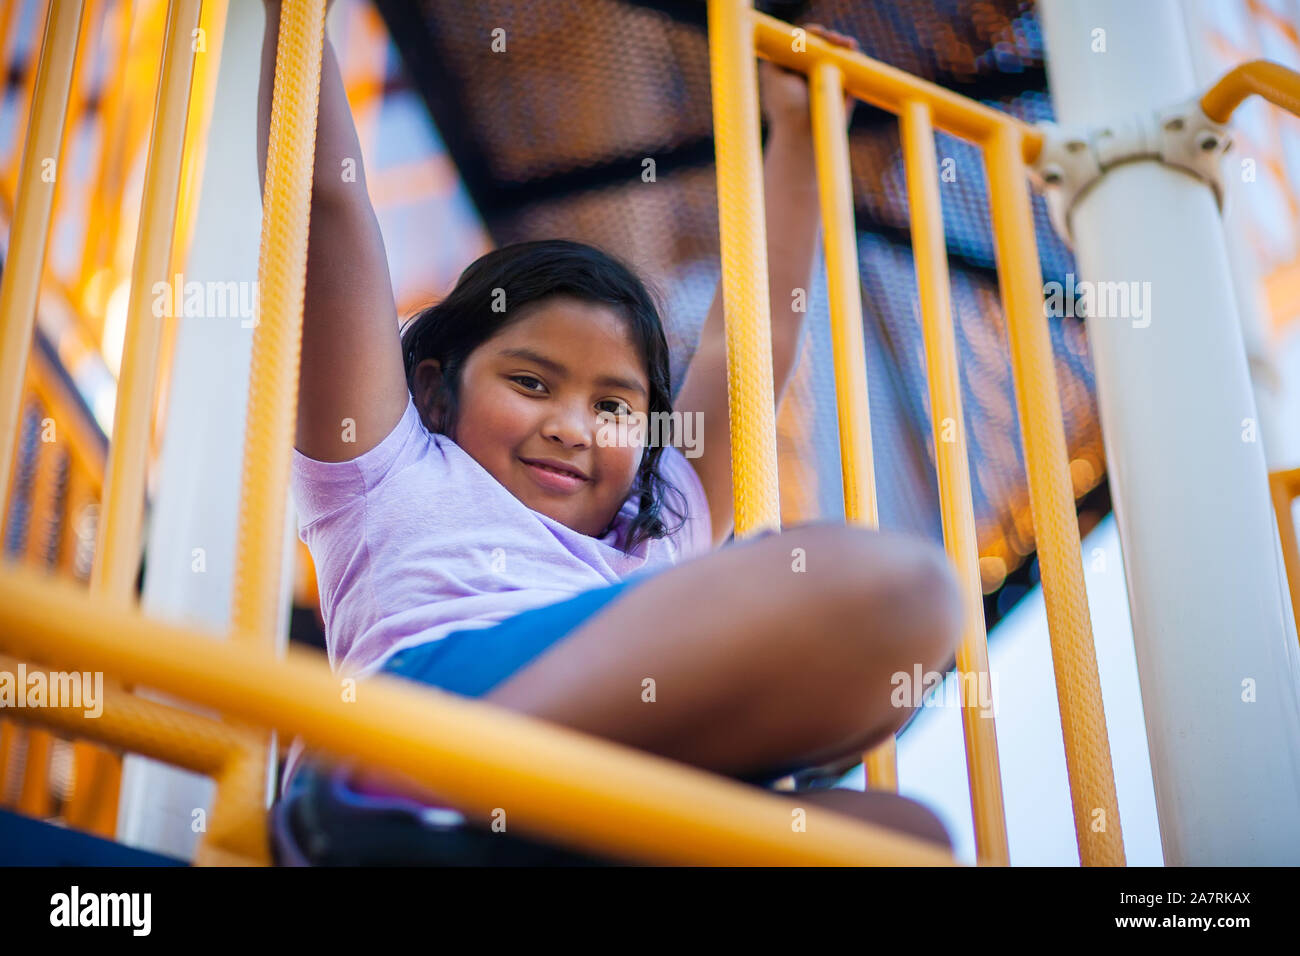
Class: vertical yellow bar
17,727,54,818
48,0,103,256
152,0,230,472
807,59,897,790
204,0,327,865
3,0,53,198
76,0,138,329
1269,469,1300,647
75,0,202,841
901,99,1009,864
230,0,325,650
0,0,84,524
706,0,780,535
90,0,201,604
984,123,1125,867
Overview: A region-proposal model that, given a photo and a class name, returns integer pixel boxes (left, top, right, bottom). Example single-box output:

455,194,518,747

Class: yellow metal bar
707,0,781,536
0,0,84,524
75,0,138,328
214,0,328,865
0,720,20,804
0,654,241,775
151,0,229,473
90,0,201,604
78,0,202,842
232,0,323,648
17,728,54,818
48,0,102,257
1269,468,1300,647
902,98,1010,865
984,124,1124,867
0,1,21,113
0,563,959,865
1200,59,1300,123
807,58,895,790
3,0,53,197
752,12,1043,161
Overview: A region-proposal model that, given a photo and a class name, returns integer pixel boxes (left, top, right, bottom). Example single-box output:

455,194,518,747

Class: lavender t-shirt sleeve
292,398,426,529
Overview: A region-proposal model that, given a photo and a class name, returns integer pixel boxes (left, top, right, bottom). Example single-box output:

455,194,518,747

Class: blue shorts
377,572,803,786
271,575,804,864
377,575,644,694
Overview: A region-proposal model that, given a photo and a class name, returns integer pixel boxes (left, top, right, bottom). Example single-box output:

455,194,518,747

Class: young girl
260,1,962,864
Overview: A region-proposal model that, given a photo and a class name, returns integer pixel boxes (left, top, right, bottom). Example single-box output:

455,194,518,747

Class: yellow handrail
0,0,1135,868
740,3,1120,865
1201,59,1300,123
0,564,958,866
752,11,1044,163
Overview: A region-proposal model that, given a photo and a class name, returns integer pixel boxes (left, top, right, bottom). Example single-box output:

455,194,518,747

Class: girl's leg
484,522,962,783
782,789,953,849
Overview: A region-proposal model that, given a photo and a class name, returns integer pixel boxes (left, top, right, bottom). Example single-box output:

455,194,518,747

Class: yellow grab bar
707,0,782,536
0,563,959,866
984,124,1124,866
0,0,84,514
902,98,1010,865
1201,59,1300,123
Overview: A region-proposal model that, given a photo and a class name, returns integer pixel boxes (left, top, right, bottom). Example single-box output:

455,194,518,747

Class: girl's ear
413,358,449,432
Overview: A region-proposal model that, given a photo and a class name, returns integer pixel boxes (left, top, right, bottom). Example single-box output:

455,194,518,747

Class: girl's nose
541,408,593,448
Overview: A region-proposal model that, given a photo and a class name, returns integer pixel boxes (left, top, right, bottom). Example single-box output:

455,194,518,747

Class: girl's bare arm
258,0,408,461
675,26,859,547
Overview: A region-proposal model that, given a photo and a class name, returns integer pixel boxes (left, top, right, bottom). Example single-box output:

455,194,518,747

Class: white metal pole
116,0,297,859
1039,0,1300,864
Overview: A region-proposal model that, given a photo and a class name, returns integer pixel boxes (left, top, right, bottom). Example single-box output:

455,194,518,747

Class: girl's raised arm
258,0,409,462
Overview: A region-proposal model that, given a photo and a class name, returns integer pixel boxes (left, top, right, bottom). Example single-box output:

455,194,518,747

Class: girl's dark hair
400,238,688,555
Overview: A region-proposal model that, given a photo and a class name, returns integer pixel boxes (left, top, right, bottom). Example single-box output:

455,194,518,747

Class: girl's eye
597,400,631,417
510,375,545,392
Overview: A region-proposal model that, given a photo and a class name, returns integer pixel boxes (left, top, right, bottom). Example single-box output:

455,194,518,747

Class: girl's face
434,296,651,537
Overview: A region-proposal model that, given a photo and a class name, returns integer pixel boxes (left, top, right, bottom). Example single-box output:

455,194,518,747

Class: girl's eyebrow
498,346,647,397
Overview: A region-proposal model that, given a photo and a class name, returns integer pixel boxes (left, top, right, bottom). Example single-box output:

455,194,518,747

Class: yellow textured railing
203,0,328,867
0,0,1132,867
706,0,782,536
1269,468,1300,645
900,98,1009,864
806,57,896,791
736,4,1120,865
0,0,83,512
984,125,1123,866
0,564,958,866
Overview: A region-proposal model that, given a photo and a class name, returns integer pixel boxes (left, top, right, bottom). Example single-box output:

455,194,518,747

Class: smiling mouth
520,458,591,493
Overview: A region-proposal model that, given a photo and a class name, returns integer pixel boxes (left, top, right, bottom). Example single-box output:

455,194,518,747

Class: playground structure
1,0,1299,866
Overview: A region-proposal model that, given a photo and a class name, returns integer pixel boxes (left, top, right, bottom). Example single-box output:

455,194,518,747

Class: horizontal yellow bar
0,652,242,774
0,562,959,866
752,11,1043,160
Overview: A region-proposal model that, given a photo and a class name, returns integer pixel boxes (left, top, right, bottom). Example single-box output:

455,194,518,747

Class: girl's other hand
758,23,860,132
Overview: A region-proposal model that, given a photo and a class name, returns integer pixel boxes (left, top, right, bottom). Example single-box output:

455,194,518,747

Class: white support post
1038,0,1300,864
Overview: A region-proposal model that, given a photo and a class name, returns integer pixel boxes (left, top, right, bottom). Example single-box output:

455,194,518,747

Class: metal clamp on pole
1029,97,1233,244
